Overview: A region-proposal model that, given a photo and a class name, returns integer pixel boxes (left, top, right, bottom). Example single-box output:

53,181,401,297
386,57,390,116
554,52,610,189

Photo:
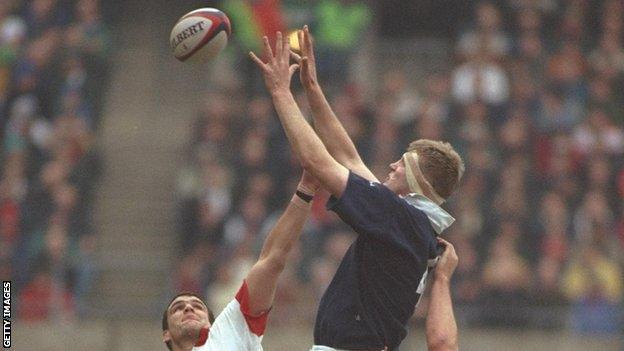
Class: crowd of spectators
174,0,623,335
2,0,620,336
0,0,110,321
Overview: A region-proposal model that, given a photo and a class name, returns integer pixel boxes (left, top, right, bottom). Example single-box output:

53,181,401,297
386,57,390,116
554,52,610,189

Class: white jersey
193,281,268,350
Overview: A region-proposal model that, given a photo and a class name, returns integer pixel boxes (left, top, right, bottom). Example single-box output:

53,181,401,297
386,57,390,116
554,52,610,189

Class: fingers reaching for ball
249,32,300,94
293,25,318,88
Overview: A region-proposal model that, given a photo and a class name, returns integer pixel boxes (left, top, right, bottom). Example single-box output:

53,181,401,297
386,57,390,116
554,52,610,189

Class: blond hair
406,139,464,199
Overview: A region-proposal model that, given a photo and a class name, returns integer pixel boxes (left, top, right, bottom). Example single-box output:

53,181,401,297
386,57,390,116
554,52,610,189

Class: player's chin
181,319,204,331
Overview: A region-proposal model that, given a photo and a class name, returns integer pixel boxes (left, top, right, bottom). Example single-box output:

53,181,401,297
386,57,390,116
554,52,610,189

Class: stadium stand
3,0,622,348
0,0,110,320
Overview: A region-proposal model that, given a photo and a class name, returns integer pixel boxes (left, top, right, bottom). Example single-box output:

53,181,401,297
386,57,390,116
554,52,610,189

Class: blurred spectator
207,247,255,313
173,242,216,295
0,0,26,111
418,73,452,123
18,268,74,322
23,0,71,39
222,0,284,54
534,87,583,134
312,0,371,85
573,106,624,157
222,193,269,252
456,2,511,59
561,243,623,334
451,45,509,106
446,227,481,306
589,31,624,80
222,0,285,93
534,191,570,301
481,220,531,326
573,190,614,244
66,0,110,62
586,77,624,126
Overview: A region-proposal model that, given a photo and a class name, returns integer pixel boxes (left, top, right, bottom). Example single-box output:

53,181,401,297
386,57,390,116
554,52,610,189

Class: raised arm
250,32,349,198
244,172,319,315
292,26,378,182
426,238,459,351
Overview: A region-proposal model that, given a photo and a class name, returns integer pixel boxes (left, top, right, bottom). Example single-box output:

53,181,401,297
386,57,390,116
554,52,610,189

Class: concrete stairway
89,0,205,318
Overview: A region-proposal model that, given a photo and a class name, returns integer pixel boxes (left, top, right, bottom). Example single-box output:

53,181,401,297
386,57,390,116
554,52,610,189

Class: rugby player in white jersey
162,171,319,351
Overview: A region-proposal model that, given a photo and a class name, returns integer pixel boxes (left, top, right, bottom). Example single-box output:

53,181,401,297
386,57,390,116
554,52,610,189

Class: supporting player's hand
298,170,321,195
434,238,458,282
290,25,319,89
249,32,299,95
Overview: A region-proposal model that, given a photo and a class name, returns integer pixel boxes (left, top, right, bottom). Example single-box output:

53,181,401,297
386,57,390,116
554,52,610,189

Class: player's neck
393,187,410,197
171,338,196,351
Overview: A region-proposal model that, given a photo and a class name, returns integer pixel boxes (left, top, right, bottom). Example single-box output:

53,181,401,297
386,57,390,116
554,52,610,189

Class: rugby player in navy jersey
250,29,464,351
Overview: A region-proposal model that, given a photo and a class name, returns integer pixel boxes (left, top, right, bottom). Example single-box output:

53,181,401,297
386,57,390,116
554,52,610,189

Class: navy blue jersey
314,172,439,350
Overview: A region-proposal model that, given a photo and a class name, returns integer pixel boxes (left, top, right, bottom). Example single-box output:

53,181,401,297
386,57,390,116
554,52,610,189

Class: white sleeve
194,281,268,351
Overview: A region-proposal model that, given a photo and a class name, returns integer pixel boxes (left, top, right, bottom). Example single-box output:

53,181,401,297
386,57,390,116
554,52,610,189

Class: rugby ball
170,8,231,63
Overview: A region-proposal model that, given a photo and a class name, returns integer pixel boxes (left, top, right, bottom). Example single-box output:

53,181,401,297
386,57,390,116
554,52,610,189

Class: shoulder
212,282,268,337
348,172,401,201
201,297,264,350
327,172,403,215
234,281,269,336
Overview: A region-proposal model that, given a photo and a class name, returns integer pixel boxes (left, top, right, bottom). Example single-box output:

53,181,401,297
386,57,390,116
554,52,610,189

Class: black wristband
295,190,314,203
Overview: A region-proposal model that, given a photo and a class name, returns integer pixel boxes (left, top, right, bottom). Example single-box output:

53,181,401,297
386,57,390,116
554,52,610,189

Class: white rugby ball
170,8,231,63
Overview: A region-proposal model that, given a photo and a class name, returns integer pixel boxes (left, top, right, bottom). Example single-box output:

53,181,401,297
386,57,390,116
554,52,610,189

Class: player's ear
163,330,172,344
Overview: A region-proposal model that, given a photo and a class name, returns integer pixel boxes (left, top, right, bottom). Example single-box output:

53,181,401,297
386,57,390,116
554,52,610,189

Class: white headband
402,152,445,205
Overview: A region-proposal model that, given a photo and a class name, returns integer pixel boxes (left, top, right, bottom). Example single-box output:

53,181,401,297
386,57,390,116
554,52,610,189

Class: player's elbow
299,152,321,173
300,156,327,183
343,153,363,168
300,153,335,181
427,332,458,351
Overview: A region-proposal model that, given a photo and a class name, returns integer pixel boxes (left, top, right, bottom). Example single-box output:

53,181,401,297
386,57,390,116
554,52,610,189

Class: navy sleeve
327,172,432,249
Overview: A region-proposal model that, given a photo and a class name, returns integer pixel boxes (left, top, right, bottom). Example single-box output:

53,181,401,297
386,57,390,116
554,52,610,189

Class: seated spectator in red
19,269,74,321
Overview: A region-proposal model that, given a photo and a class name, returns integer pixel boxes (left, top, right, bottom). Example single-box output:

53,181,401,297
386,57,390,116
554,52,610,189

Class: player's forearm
246,195,310,315
306,84,362,166
258,195,310,264
426,276,458,351
270,89,333,171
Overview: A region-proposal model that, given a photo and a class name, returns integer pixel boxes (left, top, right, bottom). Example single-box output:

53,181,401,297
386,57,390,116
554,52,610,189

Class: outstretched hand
249,32,299,95
290,25,319,89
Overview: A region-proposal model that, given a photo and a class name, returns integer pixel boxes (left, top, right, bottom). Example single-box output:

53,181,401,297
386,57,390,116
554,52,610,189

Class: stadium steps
88,0,205,319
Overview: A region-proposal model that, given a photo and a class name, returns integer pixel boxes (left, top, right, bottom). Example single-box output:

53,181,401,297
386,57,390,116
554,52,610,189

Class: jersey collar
194,327,209,347
403,193,455,235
